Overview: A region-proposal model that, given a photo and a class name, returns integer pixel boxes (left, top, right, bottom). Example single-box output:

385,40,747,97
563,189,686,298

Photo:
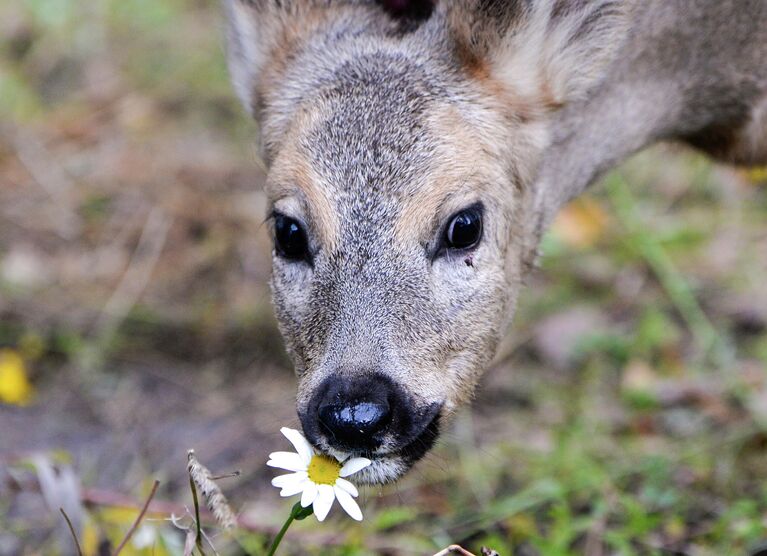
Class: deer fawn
224,0,767,484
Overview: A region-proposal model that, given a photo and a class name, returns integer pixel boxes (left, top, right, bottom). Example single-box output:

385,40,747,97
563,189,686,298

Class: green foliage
373,507,419,531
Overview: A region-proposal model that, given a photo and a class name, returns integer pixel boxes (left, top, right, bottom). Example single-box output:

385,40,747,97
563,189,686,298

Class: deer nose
318,399,391,449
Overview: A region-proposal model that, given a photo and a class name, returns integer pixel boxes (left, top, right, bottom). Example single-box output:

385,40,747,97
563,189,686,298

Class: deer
223,0,767,484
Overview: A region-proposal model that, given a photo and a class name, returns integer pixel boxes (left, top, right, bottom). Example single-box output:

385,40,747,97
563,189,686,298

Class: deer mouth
398,409,441,465
345,410,442,485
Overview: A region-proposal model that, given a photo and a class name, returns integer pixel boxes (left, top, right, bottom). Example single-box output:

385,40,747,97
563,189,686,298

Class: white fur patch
225,0,273,113
354,457,408,485
491,0,626,105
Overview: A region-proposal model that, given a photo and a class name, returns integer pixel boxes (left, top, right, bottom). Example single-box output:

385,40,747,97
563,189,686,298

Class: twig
59,508,83,556
79,487,255,530
81,487,189,516
188,474,206,555
11,130,83,239
433,546,476,556
22,483,386,546
97,206,170,326
113,480,160,556
200,528,221,556
210,471,241,481
183,528,197,556
83,205,171,371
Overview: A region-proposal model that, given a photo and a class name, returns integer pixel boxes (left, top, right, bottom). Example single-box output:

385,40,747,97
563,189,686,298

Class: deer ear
483,0,628,109
224,0,279,115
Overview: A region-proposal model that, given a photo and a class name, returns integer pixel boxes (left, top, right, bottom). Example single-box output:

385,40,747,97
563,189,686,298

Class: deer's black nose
312,375,394,451
319,400,391,448
300,372,443,457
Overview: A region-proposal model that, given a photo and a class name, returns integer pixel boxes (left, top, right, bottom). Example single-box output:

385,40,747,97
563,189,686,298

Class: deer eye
444,207,482,251
274,214,309,261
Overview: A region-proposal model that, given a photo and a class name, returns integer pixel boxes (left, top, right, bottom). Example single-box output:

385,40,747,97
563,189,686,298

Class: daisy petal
334,485,363,521
334,477,358,497
312,484,335,522
271,471,307,489
280,427,314,465
300,481,318,508
279,479,307,497
339,457,372,477
267,452,306,472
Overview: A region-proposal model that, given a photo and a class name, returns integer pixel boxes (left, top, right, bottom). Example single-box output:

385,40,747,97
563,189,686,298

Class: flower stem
266,502,313,556
266,514,294,556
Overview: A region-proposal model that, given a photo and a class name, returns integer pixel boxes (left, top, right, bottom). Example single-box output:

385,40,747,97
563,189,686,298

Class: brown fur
224,0,767,484
267,107,340,251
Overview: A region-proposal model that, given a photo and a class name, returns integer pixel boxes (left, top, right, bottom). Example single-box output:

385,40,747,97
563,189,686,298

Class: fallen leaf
621,359,658,394
740,166,767,184
621,359,663,411
551,197,610,248
0,349,34,405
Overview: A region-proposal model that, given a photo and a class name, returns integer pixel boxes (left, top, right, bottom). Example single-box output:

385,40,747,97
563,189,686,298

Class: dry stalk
187,450,237,530
113,480,160,556
90,205,171,361
59,508,83,556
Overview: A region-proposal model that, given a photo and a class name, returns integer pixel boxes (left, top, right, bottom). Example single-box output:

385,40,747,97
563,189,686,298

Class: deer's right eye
274,214,309,261
444,206,482,251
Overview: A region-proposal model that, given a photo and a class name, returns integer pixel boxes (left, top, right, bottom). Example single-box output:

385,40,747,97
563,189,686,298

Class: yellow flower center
307,454,341,485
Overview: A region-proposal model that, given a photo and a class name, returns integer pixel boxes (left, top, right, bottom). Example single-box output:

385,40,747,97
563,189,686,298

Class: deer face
226,0,625,482
263,59,530,483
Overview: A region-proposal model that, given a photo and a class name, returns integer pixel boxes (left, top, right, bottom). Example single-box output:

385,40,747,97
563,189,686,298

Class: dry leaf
621,359,659,392
0,349,34,406
740,166,767,184
551,197,609,248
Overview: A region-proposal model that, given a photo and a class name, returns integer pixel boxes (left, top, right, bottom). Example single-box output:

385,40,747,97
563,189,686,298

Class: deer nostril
318,400,391,449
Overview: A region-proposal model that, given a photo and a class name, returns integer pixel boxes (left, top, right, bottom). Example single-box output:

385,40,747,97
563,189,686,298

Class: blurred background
1,1,767,554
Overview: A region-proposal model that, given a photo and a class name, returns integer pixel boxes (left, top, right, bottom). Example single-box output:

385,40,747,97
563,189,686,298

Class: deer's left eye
444,207,482,251
274,214,310,261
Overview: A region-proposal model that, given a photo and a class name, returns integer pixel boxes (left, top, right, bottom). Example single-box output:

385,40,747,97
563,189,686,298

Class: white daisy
268,427,371,522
